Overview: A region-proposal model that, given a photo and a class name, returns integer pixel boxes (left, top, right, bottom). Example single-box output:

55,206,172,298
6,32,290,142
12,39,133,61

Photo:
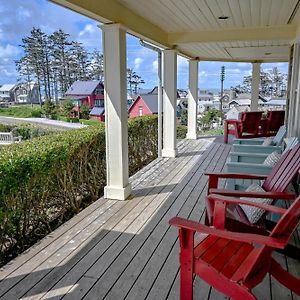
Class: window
95,99,104,107
138,106,143,116
95,88,104,95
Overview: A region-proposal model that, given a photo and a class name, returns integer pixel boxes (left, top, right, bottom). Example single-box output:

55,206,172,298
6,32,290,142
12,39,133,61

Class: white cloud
0,44,20,58
0,43,21,82
134,57,143,70
152,59,158,72
79,24,96,37
77,23,102,50
177,55,187,69
18,9,31,19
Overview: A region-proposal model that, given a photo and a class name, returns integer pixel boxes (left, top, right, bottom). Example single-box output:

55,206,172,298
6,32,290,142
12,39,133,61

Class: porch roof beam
168,25,297,44
50,0,169,48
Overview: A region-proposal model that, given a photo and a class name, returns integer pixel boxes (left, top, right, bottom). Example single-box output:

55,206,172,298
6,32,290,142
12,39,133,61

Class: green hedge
0,123,56,140
0,115,157,265
177,124,187,139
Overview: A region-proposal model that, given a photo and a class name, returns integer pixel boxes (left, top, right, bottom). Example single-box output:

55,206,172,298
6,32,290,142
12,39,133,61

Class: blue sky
0,0,288,90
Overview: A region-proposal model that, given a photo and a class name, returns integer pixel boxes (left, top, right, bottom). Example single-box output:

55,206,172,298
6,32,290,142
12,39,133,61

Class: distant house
228,93,267,108
65,81,104,109
14,82,39,104
198,101,214,114
128,94,158,118
0,84,16,102
263,98,286,110
89,106,105,122
198,91,214,102
127,93,134,109
225,106,250,120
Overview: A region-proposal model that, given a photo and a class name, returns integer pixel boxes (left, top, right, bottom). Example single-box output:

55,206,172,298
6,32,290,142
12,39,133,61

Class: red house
129,94,158,118
89,106,105,122
65,81,104,109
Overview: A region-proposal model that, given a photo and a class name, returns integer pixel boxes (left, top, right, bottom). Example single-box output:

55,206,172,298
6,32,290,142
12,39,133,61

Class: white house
0,84,16,102
197,100,214,114
225,105,250,120
263,98,286,110
14,82,40,104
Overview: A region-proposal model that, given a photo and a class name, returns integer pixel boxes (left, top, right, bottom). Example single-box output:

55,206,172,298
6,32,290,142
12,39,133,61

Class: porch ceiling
51,0,300,62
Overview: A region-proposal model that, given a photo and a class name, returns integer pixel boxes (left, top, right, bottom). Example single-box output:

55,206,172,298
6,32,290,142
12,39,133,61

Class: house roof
90,106,105,116
265,99,286,106
229,99,265,106
198,101,214,107
0,93,11,98
66,81,102,95
68,95,88,101
130,94,158,113
225,105,249,115
0,84,15,92
140,94,158,113
16,82,37,91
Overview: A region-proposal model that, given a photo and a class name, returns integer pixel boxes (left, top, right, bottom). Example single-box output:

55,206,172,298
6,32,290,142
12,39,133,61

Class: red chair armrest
209,189,296,200
225,119,241,125
204,172,268,180
208,194,287,215
169,217,286,249
205,172,268,191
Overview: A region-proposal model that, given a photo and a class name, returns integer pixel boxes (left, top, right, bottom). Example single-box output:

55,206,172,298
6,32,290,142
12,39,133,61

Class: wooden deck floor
1,138,300,300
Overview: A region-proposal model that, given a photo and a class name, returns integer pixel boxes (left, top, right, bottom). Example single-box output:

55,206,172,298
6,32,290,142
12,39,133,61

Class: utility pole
220,65,225,114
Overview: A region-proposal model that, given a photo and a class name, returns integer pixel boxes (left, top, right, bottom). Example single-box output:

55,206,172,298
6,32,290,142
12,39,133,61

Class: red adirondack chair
224,111,263,143
260,110,285,137
169,194,300,300
204,144,300,236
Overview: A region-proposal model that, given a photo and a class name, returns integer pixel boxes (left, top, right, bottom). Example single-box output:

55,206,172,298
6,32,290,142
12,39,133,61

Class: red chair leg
224,122,228,144
270,259,300,296
179,228,194,300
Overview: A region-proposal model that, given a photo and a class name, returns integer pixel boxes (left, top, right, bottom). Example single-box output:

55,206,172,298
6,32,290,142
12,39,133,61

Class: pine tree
90,49,104,81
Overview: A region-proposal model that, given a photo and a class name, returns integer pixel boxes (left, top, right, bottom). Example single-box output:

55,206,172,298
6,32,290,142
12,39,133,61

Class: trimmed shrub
177,125,187,139
128,116,158,174
0,123,56,140
0,115,157,265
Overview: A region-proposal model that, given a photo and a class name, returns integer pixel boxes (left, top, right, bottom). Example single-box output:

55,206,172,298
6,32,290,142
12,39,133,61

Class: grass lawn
0,105,41,118
80,119,101,125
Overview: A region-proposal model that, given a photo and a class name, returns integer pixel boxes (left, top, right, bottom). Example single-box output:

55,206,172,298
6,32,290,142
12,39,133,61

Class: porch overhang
50,0,300,63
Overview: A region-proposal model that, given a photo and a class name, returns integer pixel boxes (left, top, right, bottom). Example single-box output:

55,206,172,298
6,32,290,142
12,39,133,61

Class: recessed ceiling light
264,52,272,55
218,15,229,20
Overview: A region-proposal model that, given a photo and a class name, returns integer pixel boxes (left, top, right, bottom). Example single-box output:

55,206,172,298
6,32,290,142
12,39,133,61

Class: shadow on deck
0,138,299,300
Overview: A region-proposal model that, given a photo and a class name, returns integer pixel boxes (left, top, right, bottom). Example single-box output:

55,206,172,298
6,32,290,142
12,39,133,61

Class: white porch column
250,62,261,111
162,49,178,157
102,24,131,200
186,60,198,140
288,43,300,137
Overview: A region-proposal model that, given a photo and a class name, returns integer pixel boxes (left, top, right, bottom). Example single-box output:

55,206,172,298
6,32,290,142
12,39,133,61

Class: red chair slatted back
239,111,263,135
262,144,300,192
265,110,285,133
244,196,300,281
271,195,300,239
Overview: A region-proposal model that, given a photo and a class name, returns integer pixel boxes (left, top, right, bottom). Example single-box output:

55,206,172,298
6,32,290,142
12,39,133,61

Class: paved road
0,116,86,130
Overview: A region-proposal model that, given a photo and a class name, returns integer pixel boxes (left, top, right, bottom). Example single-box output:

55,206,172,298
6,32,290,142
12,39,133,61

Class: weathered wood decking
0,138,299,300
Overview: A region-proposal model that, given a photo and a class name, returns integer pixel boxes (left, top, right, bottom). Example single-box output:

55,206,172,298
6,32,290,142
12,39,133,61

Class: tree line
233,67,287,97
16,27,145,104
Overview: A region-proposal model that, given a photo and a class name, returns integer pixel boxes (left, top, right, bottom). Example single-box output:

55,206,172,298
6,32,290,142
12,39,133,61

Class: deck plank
17,139,210,299
61,139,214,299
0,138,298,300
96,144,225,300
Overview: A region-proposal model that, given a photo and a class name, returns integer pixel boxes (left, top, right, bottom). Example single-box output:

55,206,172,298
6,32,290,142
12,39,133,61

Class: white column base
104,183,132,200
186,132,197,140
162,148,178,158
